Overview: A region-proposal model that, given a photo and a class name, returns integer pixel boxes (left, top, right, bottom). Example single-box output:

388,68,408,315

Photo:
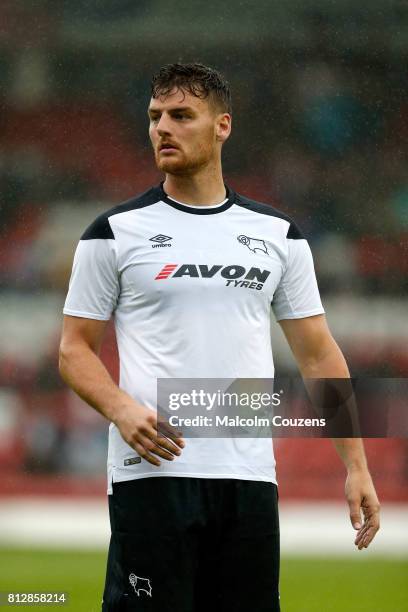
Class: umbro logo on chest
149,234,172,248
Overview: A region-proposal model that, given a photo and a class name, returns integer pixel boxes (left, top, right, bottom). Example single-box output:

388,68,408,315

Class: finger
355,517,375,540
355,527,369,546
356,526,372,549
155,419,185,447
348,499,363,530
361,534,372,548
157,423,185,443
358,531,373,550
363,529,377,547
363,522,380,545
157,436,184,456
157,423,185,448
157,433,185,454
354,524,369,543
139,435,178,461
145,427,184,455
354,515,372,541
148,412,185,448
356,524,378,548
355,520,370,537
144,432,184,459
132,441,161,467
369,510,380,531
359,514,380,542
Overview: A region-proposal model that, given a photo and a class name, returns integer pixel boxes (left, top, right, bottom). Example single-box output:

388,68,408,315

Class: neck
163,162,226,206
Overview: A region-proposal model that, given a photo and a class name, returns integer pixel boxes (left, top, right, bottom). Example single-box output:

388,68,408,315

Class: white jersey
63,183,324,493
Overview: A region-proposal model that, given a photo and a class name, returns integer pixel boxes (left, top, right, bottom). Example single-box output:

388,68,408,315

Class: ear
216,113,232,143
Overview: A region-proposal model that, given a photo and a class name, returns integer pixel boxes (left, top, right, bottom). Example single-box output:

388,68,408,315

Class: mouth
159,143,179,152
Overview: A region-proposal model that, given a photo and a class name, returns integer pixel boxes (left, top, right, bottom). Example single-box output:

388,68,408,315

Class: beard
154,144,214,176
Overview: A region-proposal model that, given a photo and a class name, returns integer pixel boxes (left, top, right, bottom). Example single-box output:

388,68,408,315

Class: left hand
345,468,380,550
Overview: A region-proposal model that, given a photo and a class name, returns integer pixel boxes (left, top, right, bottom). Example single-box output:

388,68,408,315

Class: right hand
114,401,185,466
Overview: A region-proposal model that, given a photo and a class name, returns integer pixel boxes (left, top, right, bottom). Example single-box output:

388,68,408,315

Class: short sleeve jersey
63,184,324,493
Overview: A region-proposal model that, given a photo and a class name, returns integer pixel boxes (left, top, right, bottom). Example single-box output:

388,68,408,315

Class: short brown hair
151,62,232,115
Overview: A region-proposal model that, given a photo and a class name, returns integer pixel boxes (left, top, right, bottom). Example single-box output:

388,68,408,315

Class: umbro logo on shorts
149,234,172,248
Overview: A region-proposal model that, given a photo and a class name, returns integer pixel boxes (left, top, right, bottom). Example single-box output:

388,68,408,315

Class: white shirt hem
108,470,277,495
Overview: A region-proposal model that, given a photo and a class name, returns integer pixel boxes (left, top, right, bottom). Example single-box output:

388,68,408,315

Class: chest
116,210,285,305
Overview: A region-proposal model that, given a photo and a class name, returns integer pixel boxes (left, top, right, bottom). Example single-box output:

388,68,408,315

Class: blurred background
0,1,407,610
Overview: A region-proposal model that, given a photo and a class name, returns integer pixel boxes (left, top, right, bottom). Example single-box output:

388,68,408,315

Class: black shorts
102,477,280,612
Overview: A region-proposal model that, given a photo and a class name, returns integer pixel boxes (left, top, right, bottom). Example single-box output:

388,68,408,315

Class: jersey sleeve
272,233,325,321
63,215,120,320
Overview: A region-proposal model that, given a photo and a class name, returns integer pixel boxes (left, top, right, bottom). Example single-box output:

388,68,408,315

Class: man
59,63,380,611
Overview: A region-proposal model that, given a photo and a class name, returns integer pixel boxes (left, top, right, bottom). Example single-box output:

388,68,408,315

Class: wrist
109,394,136,426
346,461,368,474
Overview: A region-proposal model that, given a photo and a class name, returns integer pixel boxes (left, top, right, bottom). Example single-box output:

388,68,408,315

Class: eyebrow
148,106,195,116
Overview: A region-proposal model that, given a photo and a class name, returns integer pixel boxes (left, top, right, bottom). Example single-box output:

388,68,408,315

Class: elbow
58,341,76,379
299,358,325,379
58,343,69,378
58,338,94,380
299,343,349,379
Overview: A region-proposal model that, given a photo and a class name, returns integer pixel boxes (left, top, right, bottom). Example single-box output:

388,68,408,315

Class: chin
156,154,209,176
156,157,190,174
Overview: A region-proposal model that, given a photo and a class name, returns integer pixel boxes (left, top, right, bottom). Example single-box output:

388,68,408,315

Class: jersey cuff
62,308,111,321
274,307,325,322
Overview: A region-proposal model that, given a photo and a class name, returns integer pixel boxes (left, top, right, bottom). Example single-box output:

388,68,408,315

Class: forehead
148,87,211,113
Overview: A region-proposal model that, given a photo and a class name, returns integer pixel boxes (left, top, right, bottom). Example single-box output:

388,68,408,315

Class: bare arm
279,314,380,549
59,315,185,466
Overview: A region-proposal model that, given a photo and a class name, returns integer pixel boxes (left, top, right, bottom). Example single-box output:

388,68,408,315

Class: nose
156,113,171,136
